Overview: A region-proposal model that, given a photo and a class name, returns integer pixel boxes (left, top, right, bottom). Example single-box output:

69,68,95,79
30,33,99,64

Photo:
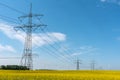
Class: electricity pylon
76,59,82,70
91,60,96,70
14,3,46,70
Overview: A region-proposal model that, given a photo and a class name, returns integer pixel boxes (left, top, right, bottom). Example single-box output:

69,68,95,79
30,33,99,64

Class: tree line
0,65,29,70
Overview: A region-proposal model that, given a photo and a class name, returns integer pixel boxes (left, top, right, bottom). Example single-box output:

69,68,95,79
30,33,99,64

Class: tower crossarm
14,24,47,32
18,14,43,19
32,24,47,31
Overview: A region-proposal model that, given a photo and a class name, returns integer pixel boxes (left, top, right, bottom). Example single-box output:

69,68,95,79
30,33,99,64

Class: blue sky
0,0,120,70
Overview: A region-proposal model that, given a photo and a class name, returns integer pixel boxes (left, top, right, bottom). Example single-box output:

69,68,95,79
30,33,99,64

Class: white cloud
0,22,66,47
0,23,25,43
100,0,107,2
0,44,15,52
33,32,66,47
50,32,66,41
100,0,120,5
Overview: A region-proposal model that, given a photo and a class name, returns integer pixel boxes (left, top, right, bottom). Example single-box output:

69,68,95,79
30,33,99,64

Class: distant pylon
14,3,46,70
91,60,96,70
76,59,82,70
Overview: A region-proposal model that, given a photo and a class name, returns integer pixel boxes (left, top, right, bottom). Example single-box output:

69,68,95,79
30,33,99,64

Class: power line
32,35,73,67
32,35,74,66
47,30,75,57
0,14,18,21
30,36,70,66
39,28,76,63
0,14,20,24
37,33,74,65
0,57,21,59
0,2,26,15
36,17,76,61
35,17,75,64
34,40,69,64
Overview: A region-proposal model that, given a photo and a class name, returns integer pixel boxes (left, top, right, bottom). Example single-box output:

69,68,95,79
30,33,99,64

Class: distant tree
1,65,6,69
0,65,29,70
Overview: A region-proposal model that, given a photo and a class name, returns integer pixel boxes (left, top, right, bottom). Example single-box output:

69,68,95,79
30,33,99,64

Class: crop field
0,70,120,80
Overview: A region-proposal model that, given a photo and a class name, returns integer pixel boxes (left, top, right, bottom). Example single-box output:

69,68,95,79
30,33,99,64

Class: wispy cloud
58,44,70,53
0,23,25,43
100,0,120,5
71,46,98,56
0,44,15,53
33,32,66,47
100,0,107,2
60,46,98,59
0,21,66,48
117,37,120,41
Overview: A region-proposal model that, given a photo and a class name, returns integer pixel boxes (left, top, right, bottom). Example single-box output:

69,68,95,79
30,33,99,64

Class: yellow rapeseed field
0,70,120,80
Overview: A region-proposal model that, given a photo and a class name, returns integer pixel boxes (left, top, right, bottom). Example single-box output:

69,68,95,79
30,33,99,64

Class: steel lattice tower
14,3,46,70
76,59,81,70
91,60,96,70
